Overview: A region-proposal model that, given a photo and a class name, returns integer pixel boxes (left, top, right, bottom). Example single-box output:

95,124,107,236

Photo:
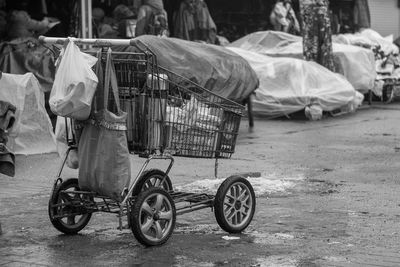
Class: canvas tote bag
78,48,131,201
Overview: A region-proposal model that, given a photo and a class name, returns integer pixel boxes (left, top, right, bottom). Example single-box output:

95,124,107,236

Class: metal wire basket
96,48,245,159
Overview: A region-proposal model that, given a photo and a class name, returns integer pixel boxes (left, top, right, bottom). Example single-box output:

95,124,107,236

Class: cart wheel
48,178,92,235
214,175,256,233
129,187,176,246
132,169,173,195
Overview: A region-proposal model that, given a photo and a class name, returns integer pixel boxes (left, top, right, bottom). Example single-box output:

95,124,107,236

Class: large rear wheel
129,187,176,246
48,178,92,234
132,169,172,195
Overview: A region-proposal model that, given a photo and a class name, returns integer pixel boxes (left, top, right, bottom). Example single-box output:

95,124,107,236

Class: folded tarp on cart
114,35,259,103
0,72,56,154
0,38,56,92
227,47,364,118
228,31,376,93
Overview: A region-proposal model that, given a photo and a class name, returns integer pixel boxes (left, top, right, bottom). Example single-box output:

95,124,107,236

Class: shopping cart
40,36,256,246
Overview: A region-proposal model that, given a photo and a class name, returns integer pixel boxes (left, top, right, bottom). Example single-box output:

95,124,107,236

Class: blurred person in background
270,0,300,35
113,4,136,38
133,0,169,37
93,7,119,38
300,0,335,72
5,0,51,40
0,0,6,41
174,0,217,44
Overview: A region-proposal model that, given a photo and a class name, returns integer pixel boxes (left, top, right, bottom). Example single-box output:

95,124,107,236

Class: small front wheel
129,187,176,246
48,178,92,235
214,175,256,233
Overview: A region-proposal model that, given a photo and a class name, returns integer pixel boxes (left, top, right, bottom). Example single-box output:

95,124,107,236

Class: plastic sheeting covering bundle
0,72,56,155
229,30,376,93
114,35,259,103
227,47,364,119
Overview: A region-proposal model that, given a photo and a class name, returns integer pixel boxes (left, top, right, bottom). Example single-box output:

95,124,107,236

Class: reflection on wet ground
1,168,396,266
1,172,347,266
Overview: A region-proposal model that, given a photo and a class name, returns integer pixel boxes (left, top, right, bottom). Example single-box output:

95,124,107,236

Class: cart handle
38,36,135,47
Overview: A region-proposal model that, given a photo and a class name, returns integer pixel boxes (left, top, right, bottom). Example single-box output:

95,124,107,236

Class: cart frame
42,36,256,246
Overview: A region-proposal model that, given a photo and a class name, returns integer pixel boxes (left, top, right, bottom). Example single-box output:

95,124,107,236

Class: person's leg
135,5,154,36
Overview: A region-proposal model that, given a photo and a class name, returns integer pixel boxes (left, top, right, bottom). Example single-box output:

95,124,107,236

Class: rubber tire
132,169,173,196
130,187,176,246
214,175,256,233
48,178,92,235
128,169,173,229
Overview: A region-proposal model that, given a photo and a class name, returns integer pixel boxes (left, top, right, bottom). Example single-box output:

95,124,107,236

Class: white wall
368,0,400,38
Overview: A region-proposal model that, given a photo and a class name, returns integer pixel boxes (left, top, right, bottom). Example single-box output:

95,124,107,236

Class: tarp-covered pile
0,72,56,155
113,34,364,119
334,29,400,99
229,31,376,93
115,35,259,102
227,47,364,119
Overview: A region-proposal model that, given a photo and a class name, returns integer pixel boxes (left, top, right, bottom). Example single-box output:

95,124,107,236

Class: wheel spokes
223,183,253,226
224,200,233,209
236,212,242,224
144,180,152,190
141,202,153,216
61,193,73,203
238,188,247,201
141,217,154,234
153,194,164,211
241,194,250,203
227,209,236,221
154,221,163,239
158,210,172,220
234,185,241,198
226,194,235,202
67,215,76,225
154,178,161,187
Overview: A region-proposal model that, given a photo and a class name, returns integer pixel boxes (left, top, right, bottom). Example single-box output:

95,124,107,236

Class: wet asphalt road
1,102,400,266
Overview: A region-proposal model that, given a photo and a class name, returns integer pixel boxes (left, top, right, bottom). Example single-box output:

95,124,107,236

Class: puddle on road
247,231,296,246
175,173,305,197
173,255,215,267
175,223,224,235
254,256,297,267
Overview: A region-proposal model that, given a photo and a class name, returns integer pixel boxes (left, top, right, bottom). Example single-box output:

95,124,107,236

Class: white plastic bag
305,105,323,121
49,38,98,120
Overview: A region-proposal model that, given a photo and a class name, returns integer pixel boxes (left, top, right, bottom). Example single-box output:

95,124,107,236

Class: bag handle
93,49,104,112
104,48,121,113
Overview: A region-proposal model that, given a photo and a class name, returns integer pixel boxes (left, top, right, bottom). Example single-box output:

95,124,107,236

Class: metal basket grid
95,49,245,159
